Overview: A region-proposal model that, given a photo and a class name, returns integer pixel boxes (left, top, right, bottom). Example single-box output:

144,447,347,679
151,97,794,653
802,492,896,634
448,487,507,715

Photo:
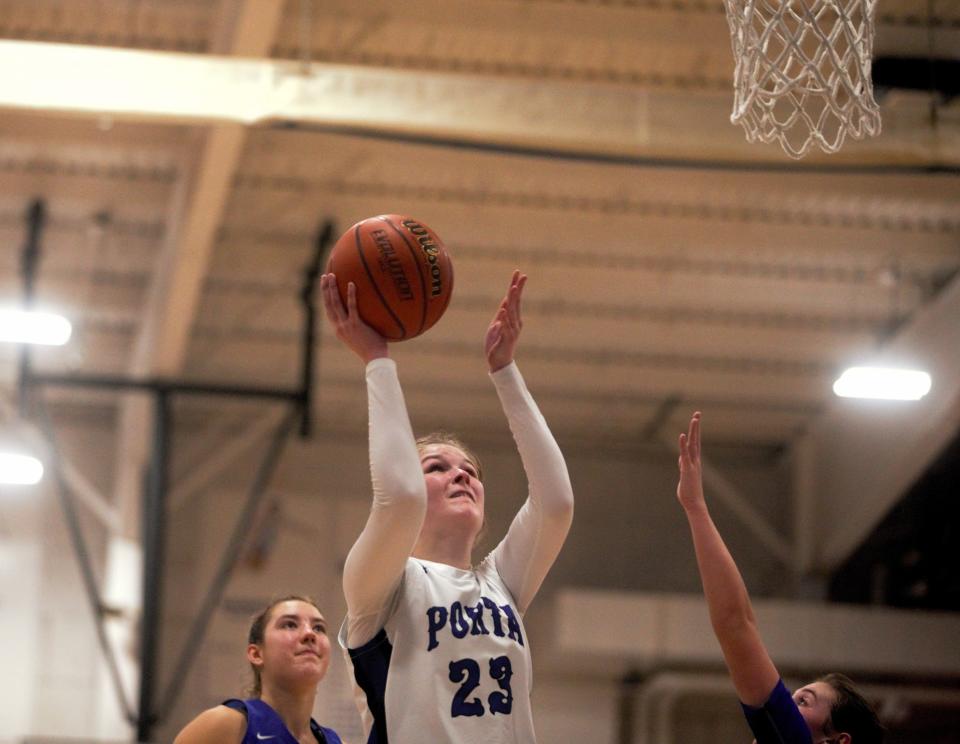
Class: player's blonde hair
415,431,483,481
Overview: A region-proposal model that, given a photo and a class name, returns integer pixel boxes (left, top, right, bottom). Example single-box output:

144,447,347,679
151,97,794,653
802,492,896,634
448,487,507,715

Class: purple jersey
740,679,814,744
222,698,342,744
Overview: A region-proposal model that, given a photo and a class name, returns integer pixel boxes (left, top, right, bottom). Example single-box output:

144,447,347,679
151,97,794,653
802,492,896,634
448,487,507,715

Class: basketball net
724,0,882,159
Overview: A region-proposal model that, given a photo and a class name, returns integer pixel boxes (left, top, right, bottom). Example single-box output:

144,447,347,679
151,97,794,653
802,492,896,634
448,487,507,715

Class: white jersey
340,555,534,743
339,358,573,744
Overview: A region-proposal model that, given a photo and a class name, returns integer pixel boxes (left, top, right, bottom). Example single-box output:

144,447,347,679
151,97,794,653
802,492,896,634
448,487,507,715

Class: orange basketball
326,215,454,341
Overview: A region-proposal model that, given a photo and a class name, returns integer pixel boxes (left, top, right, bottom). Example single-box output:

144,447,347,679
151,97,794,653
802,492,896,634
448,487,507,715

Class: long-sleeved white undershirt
341,357,574,645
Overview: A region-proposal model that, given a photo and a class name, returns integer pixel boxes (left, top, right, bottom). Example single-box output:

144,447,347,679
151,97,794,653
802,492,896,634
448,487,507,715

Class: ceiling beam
132,0,286,375
116,0,287,539
0,40,955,165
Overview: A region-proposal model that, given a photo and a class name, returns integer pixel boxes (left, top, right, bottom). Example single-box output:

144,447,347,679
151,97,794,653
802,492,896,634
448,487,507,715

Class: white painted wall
550,589,960,678
0,487,42,742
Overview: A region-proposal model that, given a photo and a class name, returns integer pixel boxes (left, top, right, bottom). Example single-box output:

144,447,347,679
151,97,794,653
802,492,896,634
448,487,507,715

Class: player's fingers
346,282,360,318
321,275,345,321
319,274,330,305
504,283,521,326
690,412,701,457
499,271,518,314
504,285,519,328
511,274,527,328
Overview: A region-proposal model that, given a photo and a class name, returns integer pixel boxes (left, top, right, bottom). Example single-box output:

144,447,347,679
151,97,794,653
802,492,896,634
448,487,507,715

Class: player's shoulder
173,703,246,744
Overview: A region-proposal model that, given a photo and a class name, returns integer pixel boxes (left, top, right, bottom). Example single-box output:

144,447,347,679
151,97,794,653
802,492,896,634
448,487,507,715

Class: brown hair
416,431,483,482
246,594,321,698
818,673,885,744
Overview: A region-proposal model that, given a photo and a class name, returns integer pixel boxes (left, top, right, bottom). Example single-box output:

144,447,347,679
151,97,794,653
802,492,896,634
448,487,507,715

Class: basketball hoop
724,0,882,159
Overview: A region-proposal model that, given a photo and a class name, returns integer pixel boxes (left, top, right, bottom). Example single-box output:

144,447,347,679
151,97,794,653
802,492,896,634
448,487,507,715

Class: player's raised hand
321,273,388,363
677,411,706,513
484,270,527,373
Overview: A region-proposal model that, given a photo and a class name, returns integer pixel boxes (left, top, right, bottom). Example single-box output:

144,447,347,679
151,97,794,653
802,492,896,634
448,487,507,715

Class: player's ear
247,643,264,668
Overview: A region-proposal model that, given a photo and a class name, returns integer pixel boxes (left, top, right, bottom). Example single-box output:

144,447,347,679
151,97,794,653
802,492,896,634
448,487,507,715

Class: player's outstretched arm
677,412,780,707
323,272,426,625
487,271,574,612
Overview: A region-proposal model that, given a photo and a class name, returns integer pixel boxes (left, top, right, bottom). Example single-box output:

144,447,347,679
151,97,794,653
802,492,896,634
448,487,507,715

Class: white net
724,0,882,159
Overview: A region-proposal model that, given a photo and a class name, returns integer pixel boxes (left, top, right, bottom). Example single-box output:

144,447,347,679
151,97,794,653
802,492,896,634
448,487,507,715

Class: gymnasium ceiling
0,0,958,573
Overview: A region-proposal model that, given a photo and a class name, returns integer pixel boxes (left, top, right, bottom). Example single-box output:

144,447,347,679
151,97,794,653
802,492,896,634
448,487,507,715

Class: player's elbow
543,475,574,522
373,466,428,511
545,491,574,528
393,476,428,514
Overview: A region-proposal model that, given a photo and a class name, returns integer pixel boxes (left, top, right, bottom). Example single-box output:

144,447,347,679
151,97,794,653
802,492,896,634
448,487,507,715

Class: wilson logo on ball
402,219,444,298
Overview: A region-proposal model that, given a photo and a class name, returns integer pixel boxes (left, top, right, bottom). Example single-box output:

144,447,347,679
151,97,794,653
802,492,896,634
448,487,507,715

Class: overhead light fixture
0,452,44,485
833,366,932,401
0,308,72,345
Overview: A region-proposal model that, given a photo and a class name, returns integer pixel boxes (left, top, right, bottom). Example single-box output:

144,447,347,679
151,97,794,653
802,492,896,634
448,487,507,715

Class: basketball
326,215,454,341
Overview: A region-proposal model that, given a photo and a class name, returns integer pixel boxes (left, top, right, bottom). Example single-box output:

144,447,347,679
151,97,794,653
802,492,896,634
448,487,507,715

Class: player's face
793,681,839,742
420,444,485,538
250,600,331,689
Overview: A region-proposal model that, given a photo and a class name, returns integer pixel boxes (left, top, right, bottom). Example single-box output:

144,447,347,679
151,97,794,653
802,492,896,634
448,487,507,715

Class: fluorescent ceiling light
0,309,72,345
833,366,932,401
0,453,43,485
